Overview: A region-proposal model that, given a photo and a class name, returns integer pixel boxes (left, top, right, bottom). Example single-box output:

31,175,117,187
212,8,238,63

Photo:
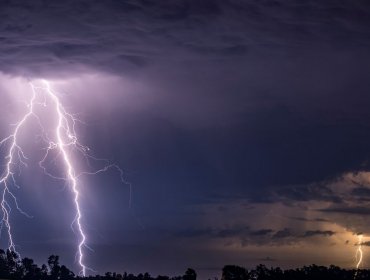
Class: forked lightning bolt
0,85,36,254
40,81,89,275
0,80,128,276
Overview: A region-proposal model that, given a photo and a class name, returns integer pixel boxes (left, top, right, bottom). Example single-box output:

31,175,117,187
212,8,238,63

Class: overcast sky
1,0,370,278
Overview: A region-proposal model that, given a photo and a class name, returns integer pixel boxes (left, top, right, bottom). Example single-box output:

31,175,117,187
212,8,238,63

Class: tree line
221,264,369,280
0,249,369,280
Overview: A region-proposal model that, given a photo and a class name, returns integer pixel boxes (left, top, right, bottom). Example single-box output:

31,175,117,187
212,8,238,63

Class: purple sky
1,0,370,278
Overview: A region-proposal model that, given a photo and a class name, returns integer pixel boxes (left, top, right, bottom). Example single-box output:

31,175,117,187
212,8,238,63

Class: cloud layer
0,0,370,76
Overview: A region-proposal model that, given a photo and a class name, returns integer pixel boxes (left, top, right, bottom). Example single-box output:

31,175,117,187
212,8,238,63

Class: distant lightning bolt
356,235,363,269
354,234,364,279
0,79,129,276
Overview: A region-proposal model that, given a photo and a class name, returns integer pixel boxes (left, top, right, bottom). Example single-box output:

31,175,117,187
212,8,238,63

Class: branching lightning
0,85,36,255
0,80,129,276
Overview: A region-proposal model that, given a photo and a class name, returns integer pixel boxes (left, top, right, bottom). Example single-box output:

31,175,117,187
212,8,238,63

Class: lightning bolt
354,234,364,279
40,80,89,276
0,79,129,276
356,235,363,269
0,84,36,255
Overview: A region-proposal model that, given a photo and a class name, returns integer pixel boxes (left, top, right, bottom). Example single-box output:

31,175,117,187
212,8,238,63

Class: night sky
1,0,370,279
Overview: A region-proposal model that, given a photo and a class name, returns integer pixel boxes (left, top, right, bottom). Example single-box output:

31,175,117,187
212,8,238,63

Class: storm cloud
0,0,369,76
1,0,370,278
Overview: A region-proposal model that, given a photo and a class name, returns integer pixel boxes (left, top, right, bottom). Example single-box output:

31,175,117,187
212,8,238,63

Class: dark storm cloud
289,217,330,223
277,184,342,203
348,187,370,203
249,229,274,236
272,229,292,240
351,187,370,197
0,0,370,76
272,229,336,240
302,230,335,238
319,206,370,216
2,0,370,192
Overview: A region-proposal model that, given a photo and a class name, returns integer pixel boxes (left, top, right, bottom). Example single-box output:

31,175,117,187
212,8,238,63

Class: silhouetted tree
0,249,9,279
41,263,49,280
60,264,75,280
22,257,42,280
222,265,248,280
48,255,61,279
183,268,197,280
156,276,169,280
251,264,271,280
6,249,22,279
